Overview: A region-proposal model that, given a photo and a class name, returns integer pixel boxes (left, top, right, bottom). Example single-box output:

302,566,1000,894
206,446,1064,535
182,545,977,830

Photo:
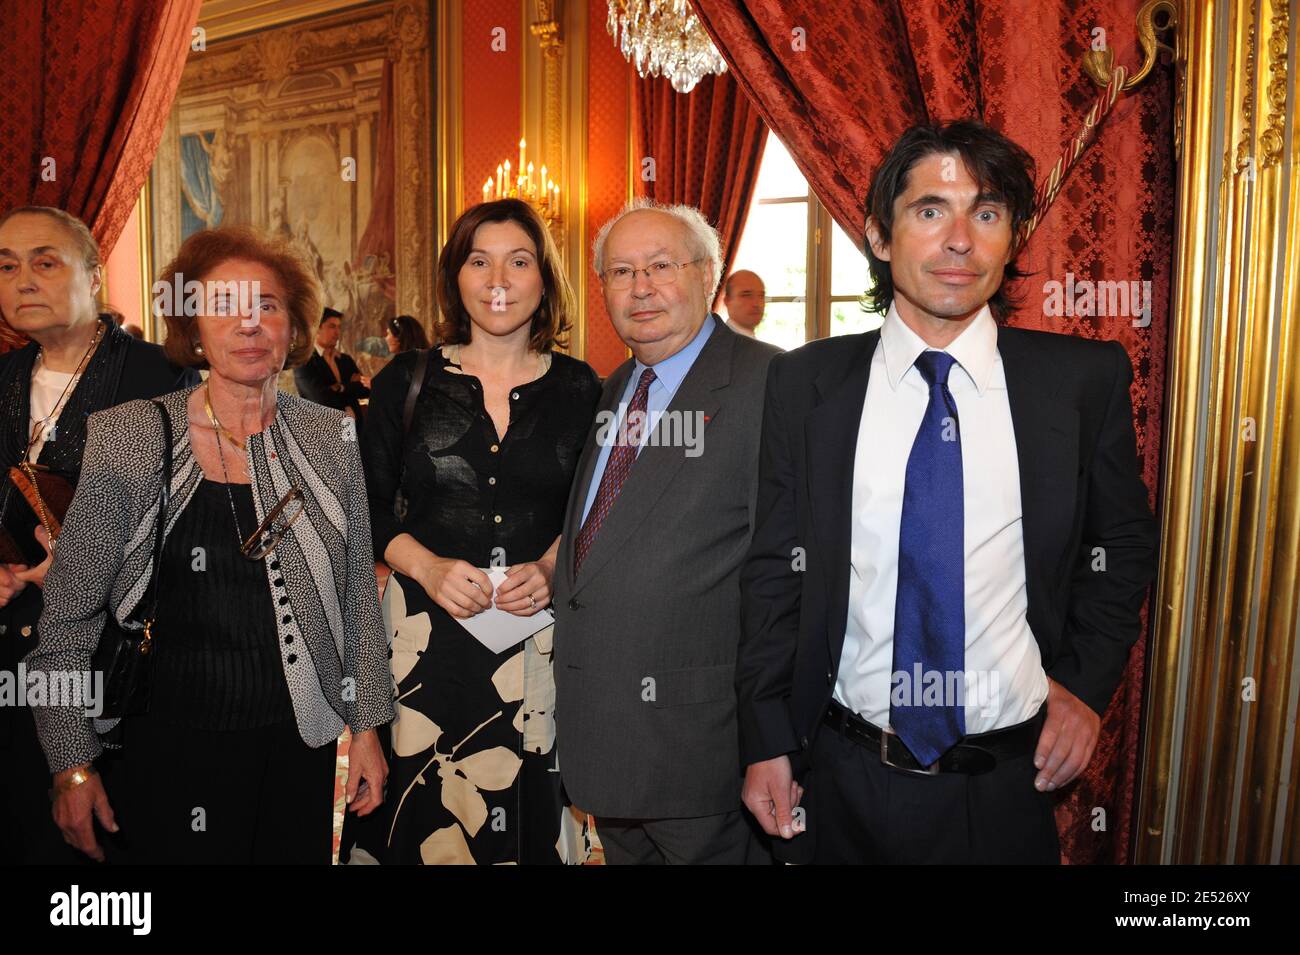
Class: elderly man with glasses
551,199,781,864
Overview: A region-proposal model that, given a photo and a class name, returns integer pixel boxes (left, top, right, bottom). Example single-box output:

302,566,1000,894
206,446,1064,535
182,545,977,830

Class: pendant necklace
26,320,106,460
203,382,251,551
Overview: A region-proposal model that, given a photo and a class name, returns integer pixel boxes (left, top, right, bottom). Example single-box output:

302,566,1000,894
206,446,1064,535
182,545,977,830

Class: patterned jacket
28,385,395,773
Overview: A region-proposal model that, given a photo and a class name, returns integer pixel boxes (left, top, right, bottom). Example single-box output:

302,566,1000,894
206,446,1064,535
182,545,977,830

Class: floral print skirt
345,572,591,865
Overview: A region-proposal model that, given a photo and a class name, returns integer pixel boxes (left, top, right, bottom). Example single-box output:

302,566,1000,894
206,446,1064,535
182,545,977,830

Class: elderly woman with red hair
27,226,394,864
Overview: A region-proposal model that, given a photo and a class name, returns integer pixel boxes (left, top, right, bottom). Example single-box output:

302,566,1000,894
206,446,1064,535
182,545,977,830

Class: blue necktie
890,350,965,767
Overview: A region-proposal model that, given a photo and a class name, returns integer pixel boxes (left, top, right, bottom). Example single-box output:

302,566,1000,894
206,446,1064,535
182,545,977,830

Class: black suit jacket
737,325,1159,771
294,350,369,415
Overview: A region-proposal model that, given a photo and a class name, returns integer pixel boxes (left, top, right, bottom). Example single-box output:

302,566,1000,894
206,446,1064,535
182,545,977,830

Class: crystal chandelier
607,0,727,94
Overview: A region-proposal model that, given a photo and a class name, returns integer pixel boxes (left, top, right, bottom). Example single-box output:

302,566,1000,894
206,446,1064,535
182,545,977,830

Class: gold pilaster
1139,0,1300,864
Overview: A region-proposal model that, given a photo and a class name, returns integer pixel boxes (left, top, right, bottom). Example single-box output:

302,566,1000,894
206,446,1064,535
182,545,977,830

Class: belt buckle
879,726,941,776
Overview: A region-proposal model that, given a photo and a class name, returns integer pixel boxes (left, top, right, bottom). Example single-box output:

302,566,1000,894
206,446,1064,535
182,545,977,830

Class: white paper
454,566,555,654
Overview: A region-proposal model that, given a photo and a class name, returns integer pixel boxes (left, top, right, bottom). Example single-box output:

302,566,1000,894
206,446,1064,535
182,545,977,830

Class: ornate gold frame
151,0,436,322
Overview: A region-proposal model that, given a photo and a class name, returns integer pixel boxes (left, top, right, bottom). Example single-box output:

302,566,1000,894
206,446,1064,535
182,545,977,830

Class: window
726,131,880,350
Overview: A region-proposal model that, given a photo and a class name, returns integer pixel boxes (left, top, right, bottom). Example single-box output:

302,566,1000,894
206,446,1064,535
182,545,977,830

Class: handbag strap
138,399,173,624
401,347,430,440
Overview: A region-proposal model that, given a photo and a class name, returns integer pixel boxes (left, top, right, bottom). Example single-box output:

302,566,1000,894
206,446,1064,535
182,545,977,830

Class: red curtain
0,0,202,352
633,70,767,296
693,0,1174,864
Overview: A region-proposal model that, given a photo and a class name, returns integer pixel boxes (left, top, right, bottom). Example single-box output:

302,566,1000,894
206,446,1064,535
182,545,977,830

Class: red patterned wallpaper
583,0,633,377
462,1,523,217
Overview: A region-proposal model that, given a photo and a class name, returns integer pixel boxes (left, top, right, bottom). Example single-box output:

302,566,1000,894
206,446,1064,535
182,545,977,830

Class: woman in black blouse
351,199,600,865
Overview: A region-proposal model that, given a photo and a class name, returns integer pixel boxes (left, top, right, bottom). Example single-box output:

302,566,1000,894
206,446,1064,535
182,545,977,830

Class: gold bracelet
52,765,98,797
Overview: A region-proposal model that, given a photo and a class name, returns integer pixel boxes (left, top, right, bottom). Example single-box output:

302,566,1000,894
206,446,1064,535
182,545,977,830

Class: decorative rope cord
1015,64,1129,253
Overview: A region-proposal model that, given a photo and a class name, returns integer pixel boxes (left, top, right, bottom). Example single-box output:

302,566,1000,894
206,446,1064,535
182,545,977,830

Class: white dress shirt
314,342,342,385
726,319,757,338
834,303,1049,733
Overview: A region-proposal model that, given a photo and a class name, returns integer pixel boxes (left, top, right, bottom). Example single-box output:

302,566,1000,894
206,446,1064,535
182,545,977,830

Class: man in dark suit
293,306,369,418
552,200,780,864
738,120,1158,864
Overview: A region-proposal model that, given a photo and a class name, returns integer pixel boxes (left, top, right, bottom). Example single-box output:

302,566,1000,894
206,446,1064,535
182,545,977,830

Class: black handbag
91,399,172,722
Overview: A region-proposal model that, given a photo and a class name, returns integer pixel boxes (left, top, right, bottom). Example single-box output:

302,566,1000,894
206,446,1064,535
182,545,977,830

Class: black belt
822,699,1044,776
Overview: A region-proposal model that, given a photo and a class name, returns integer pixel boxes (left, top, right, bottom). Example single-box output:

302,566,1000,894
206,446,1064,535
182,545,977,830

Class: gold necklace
203,383,246,452
26,321,106,458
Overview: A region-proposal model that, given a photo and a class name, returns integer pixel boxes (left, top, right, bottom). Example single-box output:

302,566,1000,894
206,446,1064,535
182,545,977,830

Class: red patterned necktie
573,367,657,576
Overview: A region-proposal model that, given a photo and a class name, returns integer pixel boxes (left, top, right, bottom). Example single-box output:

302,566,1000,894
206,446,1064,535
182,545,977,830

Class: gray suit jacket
552,316,780,818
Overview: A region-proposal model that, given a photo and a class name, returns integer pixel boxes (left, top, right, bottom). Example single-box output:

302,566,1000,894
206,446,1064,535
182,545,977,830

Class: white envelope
454,566,555,654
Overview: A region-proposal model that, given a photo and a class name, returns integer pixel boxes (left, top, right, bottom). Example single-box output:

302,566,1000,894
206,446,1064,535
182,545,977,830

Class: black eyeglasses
241,487,305,560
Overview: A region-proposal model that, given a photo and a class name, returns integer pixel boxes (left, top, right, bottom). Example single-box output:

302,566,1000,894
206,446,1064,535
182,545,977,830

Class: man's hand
1033,677,1101,791
742,755,804,839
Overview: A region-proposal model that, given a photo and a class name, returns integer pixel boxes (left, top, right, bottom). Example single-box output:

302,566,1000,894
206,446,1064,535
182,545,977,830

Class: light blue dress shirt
578,315,717,526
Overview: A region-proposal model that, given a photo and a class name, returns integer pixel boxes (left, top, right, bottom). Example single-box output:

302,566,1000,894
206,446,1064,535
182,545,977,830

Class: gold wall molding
522,0,590,359
1140,0,1300,863
436,0,463,258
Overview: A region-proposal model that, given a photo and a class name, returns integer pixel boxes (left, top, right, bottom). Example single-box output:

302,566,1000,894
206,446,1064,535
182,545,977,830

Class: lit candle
540,165,548,197
496,164,503,197
483,178,492,203
504,160,511,197
527,161,534,196
519,138,526,176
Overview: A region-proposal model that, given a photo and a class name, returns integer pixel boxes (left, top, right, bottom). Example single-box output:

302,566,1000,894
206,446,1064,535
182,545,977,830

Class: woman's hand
494,554,554,616
416,557,492,619
0,526,53,606
346,728,388,816
0,564,27,608
52,764,118,862
13,525,53,590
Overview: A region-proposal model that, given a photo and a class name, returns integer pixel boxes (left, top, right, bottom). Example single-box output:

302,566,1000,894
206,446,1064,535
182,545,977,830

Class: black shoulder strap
402,348,431,440
139,399,173,623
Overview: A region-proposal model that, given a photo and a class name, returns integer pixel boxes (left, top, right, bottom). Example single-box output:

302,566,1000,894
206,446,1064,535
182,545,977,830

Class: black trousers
117,714,337,865
596,810,772,865
802,706,1060,864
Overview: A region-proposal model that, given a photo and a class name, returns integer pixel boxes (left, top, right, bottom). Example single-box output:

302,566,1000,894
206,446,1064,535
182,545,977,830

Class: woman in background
0,206,196,864
351,199,600,865
384,314,429,354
